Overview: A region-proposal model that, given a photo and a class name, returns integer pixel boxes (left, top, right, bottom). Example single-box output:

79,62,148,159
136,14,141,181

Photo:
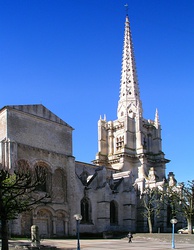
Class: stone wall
7,108,72,155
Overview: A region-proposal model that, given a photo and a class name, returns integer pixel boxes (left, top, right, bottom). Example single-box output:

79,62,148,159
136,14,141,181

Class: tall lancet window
110,200,118,225
81,197,91,224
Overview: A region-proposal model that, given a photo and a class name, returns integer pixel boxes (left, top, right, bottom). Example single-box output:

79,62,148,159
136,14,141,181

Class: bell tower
93,14,169,189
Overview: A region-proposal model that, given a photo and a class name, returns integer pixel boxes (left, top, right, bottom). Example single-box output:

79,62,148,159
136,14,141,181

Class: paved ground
7,233,194,250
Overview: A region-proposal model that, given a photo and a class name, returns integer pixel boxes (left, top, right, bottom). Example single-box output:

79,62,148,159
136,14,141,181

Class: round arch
33,206,54,238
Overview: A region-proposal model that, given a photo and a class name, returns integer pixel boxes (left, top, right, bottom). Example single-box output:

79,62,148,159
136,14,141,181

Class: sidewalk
7,233,194,250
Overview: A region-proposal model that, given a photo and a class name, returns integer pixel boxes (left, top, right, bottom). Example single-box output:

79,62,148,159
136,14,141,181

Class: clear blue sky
0,0,194,183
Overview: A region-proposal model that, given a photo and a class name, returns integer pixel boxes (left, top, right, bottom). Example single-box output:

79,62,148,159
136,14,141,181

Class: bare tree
162,181,194,234
178,181,194,234
163,185,180,219
140,187,161,233
0,164,47,250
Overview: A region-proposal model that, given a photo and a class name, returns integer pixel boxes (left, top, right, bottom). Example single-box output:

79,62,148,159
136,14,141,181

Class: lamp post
74,214,82,250
170,218,178,249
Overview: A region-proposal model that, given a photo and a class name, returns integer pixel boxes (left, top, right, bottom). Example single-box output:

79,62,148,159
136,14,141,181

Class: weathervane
124,3,128,15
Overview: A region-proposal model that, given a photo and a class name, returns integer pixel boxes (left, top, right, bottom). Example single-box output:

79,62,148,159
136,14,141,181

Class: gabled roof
2,104,73,129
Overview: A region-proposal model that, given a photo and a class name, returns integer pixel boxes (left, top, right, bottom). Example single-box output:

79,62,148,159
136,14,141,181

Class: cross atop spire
124,3,129,16
117,14,143,119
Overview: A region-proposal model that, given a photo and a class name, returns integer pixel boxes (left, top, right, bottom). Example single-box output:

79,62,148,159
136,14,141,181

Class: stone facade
0,15,177,237
75,162,137,234
93,16,169,190
0,105,75,237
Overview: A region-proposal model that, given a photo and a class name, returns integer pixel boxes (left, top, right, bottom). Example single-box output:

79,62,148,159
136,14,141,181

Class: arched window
34,163,51,193
81,197,91,224
110,200,118,225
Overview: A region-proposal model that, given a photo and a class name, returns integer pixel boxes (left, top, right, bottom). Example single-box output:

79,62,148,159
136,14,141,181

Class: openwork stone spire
117,15,142,119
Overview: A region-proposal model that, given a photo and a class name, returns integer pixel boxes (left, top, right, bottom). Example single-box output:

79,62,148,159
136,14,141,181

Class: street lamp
74,214,82,250
170,218,178,249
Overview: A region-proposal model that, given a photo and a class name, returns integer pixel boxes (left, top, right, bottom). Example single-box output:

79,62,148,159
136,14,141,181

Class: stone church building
0,15,176,237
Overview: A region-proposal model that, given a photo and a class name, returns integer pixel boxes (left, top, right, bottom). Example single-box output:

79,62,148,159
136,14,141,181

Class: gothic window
116,136,124,151
110,200,118,225
81,197,91,224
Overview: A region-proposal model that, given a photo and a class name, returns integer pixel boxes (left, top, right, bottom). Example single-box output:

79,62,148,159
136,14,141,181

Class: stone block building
0,104,75,237
0,14,177,237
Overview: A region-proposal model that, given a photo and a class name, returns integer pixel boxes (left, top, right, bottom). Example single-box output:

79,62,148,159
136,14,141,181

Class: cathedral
0,15,176,237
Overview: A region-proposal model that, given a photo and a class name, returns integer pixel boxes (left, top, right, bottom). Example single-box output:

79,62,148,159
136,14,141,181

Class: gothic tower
93,15,169,192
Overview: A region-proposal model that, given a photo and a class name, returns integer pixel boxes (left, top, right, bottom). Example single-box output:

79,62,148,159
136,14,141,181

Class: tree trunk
1,219,9,250
187,217,193,234
148,216,153,234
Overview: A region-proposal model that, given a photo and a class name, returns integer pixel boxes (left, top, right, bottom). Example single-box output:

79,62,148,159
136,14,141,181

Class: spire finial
155,108,160,127
124,3,128,16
